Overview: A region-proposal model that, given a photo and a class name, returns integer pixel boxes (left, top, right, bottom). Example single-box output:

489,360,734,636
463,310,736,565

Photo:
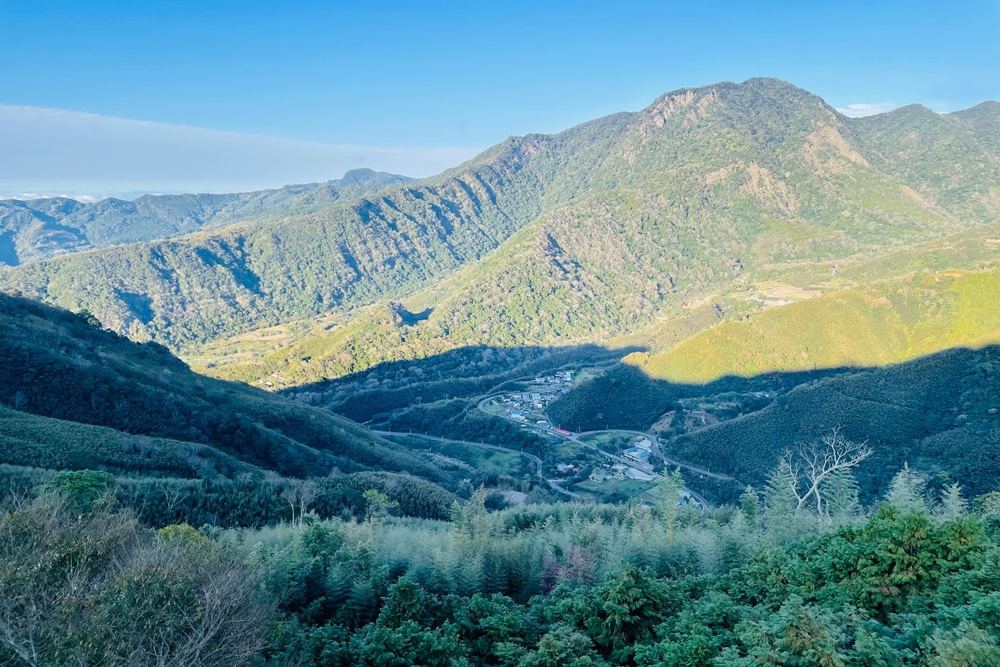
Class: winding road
474,394,745,509
367,388,742,510
371,429,583,499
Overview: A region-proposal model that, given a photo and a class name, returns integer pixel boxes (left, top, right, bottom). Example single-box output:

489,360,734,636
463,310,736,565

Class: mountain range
2,77,1000,506
0,168,411,266
3,79,998,353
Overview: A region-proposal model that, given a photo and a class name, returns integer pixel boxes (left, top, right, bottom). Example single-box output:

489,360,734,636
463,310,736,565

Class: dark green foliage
10,467,1000,666
39,469,114,513
0,293,449,482
249,487,1000,667
111,472,455,528
660,346,1000,503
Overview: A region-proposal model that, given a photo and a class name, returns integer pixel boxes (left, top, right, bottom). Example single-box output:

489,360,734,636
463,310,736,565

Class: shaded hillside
545,344,1000,503
0,405,260,480
660,345,1000,503
5,79,998,353
0,168,410,265
0,294,444,481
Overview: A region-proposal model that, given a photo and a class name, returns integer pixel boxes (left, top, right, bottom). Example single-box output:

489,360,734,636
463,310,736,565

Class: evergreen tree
738,486,761,525
937,482,969,521
885,463,929,514
654,468,685,546
764,458,799,521
822,468,861,524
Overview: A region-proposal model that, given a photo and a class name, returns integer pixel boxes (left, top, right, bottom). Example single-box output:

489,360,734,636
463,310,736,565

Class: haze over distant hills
0,169,412,266
0,101,478,199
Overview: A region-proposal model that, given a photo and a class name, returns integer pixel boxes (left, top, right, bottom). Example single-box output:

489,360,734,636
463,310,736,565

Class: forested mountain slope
661,344,1000,502
0,168,411,266
0,294,444,481
4,79,998,355
202,79,1000,389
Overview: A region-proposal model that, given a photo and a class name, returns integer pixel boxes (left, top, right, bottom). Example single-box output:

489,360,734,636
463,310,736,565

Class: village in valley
478,369,702,506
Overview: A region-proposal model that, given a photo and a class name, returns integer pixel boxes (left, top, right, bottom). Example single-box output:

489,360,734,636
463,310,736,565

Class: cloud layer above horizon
0,104,480,199
834,102,900,118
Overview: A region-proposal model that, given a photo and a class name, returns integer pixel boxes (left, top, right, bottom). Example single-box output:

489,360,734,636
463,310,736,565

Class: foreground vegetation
7,458,1000,666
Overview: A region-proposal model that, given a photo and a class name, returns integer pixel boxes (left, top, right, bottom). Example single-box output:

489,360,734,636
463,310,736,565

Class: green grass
640,266,1000,384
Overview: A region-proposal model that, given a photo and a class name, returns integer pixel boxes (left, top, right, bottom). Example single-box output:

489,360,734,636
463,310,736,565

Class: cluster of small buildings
588,462,656,483
622,437,654,466
493,371,576,423
531,371,575,389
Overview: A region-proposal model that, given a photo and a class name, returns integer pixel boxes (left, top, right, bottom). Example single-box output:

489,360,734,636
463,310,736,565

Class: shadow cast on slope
287,342,1000,505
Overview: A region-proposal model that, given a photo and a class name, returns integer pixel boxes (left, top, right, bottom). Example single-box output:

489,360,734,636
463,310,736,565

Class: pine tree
764,458,799,520
937,482,968,521
739,486,761,524
885,464,928,514
654,468,685,546
822,468,861,524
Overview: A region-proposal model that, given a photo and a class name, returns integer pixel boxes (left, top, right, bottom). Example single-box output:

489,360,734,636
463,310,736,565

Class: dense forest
0,293,450,481
6,457,1000,666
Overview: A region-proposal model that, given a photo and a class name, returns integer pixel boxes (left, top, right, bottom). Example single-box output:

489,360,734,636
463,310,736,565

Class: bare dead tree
297,481,318,525
280,485,299,527
280,482,318,528
781,427,873,523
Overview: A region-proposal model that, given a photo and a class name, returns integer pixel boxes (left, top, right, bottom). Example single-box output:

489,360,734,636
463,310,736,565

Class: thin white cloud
0,193,99,202
0,104,481,198
835,102,899,118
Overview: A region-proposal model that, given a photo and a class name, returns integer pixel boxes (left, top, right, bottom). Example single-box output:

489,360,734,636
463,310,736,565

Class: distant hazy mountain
0,168,412,265
2,79,998,358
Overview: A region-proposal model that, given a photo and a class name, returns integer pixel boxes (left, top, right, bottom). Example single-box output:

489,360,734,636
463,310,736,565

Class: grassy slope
642,267,1000,383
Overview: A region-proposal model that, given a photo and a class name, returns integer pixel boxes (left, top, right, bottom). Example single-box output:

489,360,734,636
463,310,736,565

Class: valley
5,78,1000,508
4,72,1000,666
6,0,1000,656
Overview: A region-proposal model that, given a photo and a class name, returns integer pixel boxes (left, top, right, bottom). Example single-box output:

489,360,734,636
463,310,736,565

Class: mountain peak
336,168,413,187
949,100,1000,125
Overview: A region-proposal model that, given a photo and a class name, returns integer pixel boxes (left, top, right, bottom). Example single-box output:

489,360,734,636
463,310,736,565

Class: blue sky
1,0,998,197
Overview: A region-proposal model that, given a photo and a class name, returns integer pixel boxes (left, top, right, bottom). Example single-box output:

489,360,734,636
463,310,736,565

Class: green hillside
5,79,998,357
641,266,1000,383
189,79,1000,391
0,293,445,481
0,405,260,480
